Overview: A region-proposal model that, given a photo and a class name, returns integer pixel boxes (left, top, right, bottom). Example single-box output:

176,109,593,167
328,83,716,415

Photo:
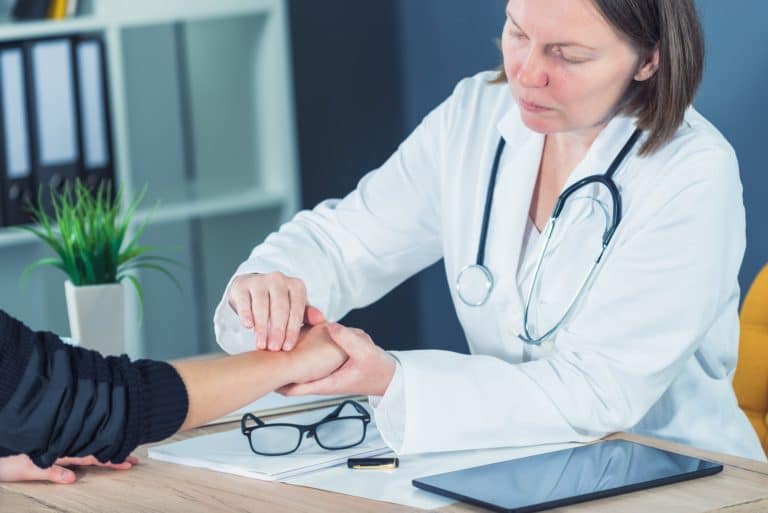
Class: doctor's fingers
229,288,255,329
279,370,345,396
283,283,309,351
265,283,291,351
249,289,270,350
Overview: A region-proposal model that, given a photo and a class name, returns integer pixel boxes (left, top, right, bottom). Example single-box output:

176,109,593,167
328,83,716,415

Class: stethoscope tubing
456,128,643,343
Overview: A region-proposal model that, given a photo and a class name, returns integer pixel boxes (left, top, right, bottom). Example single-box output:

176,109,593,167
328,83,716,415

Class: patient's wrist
249,350,295,389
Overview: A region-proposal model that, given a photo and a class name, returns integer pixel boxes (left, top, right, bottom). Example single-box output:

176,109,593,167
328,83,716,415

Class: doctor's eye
551,46,589,64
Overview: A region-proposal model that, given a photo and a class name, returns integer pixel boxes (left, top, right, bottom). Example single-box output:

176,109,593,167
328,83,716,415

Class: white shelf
99,0,273,27
0,16,105,42
0,187,287,247
0,0,300,360
0,0,275,42
137,187,287,225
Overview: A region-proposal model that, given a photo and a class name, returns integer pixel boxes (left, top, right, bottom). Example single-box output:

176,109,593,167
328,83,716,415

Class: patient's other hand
0,454,138,484
286,324,348,385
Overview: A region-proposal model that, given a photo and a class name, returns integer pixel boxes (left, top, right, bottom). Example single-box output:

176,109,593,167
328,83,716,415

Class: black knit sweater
0,309,188,468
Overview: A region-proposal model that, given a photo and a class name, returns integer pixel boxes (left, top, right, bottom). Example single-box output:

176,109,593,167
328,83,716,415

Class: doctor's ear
634,45,660,82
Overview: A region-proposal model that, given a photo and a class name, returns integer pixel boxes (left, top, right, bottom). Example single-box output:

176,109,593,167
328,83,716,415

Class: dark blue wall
288,0,767,352
289,0,422,351
694,0,768,295
396,1,504,352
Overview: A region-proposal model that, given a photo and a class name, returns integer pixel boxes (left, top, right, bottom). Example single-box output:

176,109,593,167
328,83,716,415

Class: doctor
215,0,766,460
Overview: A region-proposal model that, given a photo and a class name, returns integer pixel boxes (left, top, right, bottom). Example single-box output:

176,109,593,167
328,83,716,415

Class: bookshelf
0,0,300,359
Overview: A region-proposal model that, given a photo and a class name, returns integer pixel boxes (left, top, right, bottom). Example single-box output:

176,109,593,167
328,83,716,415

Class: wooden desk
1,426,767,513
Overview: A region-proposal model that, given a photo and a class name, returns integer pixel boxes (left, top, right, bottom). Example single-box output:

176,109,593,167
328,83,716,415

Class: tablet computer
412,440,723,513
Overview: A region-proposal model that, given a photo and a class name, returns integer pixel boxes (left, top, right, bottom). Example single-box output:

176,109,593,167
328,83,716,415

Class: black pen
347,457,399,470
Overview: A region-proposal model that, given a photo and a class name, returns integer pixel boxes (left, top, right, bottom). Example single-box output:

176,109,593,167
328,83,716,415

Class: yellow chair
734,264,768,456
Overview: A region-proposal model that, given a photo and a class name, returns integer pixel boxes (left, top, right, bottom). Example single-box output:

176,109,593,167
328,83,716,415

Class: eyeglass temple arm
322,400,369,421
241,412,265,434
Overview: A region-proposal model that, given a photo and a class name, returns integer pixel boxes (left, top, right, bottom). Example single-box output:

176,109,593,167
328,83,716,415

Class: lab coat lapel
489,110,544,313
517,114,641,282
563,114,640,189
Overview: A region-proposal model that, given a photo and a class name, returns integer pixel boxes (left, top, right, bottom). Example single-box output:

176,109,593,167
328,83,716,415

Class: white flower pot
64,280,125,355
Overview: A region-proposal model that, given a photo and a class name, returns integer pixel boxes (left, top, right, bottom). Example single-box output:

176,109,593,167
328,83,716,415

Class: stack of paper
149,406,390,481
287,441,579,510
205,392,365,426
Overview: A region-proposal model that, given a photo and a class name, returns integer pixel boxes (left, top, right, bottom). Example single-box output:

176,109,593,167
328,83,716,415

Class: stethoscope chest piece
456,263,494,306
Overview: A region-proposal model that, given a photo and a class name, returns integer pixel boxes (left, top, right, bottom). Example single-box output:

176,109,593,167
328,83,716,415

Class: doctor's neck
545,121,609,157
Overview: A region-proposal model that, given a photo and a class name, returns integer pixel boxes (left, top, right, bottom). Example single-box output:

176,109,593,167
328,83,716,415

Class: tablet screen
412,440,723,513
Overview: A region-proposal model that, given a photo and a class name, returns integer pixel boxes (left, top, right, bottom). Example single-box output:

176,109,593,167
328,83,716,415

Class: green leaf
120,261,184,293
120,273,145,326
19,257,66,291
19,178,181,317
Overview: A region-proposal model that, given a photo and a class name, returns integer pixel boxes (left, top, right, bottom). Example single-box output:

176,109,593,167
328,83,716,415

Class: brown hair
493,0,704,156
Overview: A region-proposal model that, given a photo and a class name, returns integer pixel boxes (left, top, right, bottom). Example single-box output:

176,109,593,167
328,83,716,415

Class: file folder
0,46,34,226
74,36,114,194
27,37,82,216
12,0,51,20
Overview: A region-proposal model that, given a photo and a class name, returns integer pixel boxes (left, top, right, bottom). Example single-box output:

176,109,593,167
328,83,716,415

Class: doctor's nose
516,50,550,88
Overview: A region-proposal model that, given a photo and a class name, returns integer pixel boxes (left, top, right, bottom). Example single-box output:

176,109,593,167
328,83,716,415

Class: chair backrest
734,264,768,456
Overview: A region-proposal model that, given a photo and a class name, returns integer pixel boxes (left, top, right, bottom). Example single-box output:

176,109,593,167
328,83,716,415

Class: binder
11,0,51,20
0,46,34,226
47,0,68,20
26,37,82,216
74,36,114,194
66,0,80,18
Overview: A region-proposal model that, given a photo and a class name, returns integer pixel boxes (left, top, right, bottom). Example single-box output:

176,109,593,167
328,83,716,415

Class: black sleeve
0,310,189,468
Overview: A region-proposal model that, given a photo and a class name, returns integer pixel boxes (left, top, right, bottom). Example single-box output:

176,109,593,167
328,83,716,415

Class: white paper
286,442,580,510
226,392,353,416
150,402,580,510
149,405,389,481
205,392,360,426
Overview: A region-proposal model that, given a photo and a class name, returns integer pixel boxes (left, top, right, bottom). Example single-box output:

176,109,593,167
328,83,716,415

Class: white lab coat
214,71,766,461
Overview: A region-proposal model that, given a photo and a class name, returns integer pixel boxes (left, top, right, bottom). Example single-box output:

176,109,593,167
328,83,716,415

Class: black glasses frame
241,400,371,456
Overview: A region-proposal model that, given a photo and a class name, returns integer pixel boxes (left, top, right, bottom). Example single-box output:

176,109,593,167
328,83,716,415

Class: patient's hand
285,323,348,385
280,323,396,397
0,454,138,484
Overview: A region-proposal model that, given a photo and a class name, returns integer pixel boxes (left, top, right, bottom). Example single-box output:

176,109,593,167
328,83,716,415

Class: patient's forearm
172,323,345,431
172,351,292,431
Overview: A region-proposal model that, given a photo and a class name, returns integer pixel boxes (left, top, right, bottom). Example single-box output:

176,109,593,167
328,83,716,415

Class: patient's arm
0,306,346,485
174,323,345,431
0,325,346,484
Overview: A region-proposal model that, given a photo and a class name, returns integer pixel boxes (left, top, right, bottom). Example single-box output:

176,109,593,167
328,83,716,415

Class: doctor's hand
283,323,349,385
279,323,396,397
0,453,139,484
227,272,326,352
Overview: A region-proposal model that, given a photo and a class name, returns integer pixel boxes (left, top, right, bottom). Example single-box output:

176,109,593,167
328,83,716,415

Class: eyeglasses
241,400,371,456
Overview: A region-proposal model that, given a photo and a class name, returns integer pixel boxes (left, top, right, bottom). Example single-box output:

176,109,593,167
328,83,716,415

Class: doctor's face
502,0,657,136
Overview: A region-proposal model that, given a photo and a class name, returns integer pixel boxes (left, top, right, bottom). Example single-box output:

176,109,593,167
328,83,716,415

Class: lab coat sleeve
376,145,745,455
213,83,462,354
369,359,406,451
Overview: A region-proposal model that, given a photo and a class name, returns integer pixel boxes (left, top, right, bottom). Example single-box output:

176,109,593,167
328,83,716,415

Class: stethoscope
455,128,643,345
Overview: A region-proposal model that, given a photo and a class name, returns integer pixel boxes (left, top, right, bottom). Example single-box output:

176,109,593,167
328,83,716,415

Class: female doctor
215,0,766,460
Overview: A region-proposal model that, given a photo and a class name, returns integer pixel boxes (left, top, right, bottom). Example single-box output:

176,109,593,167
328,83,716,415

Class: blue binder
74,35,114,194
26,37,82,216
0,45,34,226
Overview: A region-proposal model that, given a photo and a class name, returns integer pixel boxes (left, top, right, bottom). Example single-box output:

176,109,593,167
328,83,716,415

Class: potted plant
20,180,179,354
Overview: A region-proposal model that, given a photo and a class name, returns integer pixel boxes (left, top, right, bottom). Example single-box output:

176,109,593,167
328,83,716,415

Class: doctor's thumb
304,305,325,325
326,323,363,354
